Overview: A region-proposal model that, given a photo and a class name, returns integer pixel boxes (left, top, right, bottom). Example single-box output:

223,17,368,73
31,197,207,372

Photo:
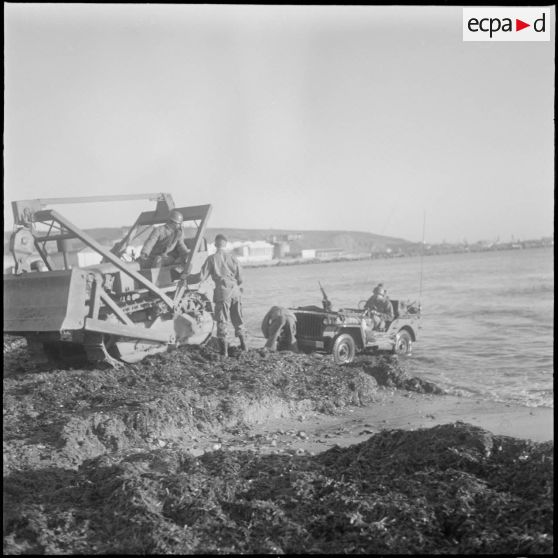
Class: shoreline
239,244,553,269
191,390,554,458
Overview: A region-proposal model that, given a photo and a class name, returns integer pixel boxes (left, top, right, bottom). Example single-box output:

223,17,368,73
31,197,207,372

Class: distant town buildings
3,233,553,273
267,233,302,259
313,248,345,259
207,240,274,263
268,234,302,243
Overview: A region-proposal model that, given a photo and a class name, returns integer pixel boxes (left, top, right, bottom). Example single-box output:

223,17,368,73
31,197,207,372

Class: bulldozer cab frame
11,194,212,284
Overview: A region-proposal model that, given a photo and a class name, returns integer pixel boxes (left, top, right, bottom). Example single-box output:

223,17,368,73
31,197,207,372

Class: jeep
291,290,421,364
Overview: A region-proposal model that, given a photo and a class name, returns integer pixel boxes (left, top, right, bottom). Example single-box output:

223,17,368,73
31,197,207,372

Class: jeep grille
295,313,324,339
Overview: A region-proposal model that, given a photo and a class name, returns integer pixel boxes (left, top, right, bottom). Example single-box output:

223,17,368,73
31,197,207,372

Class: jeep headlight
322,317,329,325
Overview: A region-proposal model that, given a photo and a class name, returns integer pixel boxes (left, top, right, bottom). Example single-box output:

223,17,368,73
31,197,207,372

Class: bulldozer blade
3,269,88,333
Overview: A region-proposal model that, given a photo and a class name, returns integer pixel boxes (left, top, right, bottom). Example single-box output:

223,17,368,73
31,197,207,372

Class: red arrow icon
516,19,530,31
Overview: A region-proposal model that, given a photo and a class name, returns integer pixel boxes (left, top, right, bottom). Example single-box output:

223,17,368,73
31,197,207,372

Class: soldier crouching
261,306,298,352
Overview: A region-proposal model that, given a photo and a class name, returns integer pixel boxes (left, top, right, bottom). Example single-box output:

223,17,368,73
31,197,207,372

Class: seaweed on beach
3,422,553,555
4,338,551,554
3,343,380,473
358,354,445,394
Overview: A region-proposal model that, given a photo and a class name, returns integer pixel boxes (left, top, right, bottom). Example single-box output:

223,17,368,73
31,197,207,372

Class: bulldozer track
84,333,123,368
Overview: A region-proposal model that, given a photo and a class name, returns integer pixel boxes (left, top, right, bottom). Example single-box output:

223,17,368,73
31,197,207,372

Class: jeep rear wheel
393,330,412,356
332,334,356,365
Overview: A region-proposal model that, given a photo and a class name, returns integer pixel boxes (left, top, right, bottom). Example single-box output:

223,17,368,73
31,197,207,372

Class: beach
222,392,553,458
3,340,554,554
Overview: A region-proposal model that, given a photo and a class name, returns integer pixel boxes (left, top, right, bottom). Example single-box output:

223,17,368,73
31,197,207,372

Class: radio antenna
418,210,426,307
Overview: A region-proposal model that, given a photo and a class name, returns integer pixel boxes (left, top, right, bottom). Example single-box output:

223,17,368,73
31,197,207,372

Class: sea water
236,247,553,409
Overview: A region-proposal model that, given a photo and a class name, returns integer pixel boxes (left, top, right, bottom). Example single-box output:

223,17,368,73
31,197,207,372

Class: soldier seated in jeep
364,283,394,331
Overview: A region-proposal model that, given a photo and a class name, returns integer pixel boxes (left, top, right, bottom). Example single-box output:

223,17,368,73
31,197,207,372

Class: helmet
168,210,184,225
373,283,385,295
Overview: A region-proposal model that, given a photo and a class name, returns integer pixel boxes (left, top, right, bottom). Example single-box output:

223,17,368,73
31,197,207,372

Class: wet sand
196,390,554,456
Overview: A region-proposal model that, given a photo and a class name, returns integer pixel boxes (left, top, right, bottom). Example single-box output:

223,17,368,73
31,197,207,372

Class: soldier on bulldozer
139,210,190,268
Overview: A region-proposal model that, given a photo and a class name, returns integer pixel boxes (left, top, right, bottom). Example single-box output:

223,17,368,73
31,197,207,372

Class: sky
3,4,555,244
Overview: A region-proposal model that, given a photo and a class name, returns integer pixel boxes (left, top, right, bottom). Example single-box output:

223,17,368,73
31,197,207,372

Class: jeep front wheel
393,330,413,356
332,334,356,365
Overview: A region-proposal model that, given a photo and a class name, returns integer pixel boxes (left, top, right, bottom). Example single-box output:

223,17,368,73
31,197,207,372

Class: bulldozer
3,193,215,366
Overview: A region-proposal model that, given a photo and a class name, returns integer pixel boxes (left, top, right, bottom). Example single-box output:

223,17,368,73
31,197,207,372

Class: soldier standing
188,234,246,357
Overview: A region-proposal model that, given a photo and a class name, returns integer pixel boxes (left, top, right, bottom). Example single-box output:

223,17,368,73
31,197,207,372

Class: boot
218,338,228,358
238,335,247,352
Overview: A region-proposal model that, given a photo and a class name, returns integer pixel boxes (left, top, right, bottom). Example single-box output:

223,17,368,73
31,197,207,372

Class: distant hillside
4,227,415,255
204,228,413,253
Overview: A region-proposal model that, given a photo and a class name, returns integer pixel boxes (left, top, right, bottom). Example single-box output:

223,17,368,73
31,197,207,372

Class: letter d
534,13,546,32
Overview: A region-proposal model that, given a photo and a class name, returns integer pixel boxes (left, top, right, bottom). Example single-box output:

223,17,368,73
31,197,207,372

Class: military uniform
364,293,394,331
140,224,189,268
261,306,297,352
198,249,246,343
